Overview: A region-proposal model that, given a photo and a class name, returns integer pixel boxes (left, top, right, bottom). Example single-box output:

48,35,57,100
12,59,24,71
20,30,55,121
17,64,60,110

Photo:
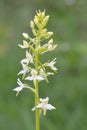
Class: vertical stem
34,39,40,130
35,80,40,130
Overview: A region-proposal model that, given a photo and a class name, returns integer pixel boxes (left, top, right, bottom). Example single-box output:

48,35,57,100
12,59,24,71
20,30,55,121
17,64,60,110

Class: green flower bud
42,28,47,34
36,10,45,21
42,15,49,27
34,16,39,26
41,11,45,19
30,20,34,29
40,29,47,38
45,32,53,39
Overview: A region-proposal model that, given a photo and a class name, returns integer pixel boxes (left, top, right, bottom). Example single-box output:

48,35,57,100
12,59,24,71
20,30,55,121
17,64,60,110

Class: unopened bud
41,11,45,19
46,32,53,39
42,15,49,27
30,20,34,29
48,39,53,44
34,16,39,25
47,32,53,35
42,28,47,34
22,33,29,39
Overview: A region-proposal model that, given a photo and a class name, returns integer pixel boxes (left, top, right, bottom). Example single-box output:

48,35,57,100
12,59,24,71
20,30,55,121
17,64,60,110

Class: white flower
46,58,57,71
13,78,27,96
21,51,33,64
18,40,29,48
40,68,54,79
32,97,56,115
48,39,57,51
22,33,29,39
18,63,29,75
25,69,44,81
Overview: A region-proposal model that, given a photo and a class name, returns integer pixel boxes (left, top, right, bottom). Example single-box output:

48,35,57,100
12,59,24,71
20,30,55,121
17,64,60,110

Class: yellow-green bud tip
30,20,34,29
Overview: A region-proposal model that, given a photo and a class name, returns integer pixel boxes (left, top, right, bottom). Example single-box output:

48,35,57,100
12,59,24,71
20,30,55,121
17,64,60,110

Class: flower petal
13,86,23,92
46,104,56,110
25,76,34,81
18,70,26,75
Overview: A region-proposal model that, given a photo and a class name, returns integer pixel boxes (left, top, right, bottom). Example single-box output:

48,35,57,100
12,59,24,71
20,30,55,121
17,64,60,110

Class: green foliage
0,0,87,130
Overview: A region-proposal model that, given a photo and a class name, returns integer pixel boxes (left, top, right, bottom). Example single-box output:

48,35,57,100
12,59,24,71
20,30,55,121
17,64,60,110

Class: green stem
34,39,40,130
35,80,40,130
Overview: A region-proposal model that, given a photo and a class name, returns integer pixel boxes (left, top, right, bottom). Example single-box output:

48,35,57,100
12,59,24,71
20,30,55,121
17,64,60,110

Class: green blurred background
0,0,87,130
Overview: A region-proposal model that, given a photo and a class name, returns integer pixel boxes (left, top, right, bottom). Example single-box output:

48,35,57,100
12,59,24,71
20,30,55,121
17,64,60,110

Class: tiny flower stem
34,38,40,130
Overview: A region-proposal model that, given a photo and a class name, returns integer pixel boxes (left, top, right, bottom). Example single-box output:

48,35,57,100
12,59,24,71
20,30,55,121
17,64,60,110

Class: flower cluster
13,10,57,115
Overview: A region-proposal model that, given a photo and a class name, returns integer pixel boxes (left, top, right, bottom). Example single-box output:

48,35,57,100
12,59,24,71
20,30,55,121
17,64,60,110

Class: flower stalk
13,10,57,130
35,38,40,130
